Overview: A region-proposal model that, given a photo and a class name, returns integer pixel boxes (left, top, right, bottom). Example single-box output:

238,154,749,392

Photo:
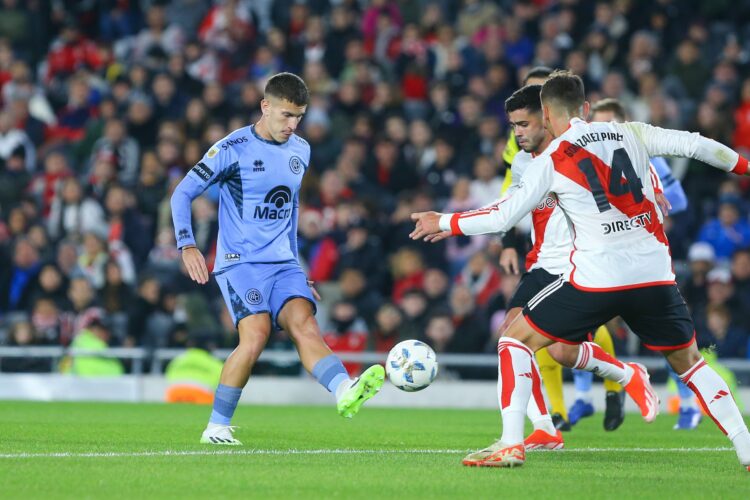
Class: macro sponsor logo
601,212,652,235
225,253,240,262
253,185,292,220
221,136,249,150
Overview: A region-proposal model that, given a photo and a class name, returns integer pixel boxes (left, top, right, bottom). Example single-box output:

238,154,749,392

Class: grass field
0,401,748,499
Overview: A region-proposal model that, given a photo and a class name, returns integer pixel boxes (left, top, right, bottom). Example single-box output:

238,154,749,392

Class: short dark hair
523,66,553,84
264,72,309,106
591,98,626,121
540,70,585,113
505,85,543,114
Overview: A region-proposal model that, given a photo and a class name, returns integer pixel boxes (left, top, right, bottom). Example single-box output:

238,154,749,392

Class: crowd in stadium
1,0,750,374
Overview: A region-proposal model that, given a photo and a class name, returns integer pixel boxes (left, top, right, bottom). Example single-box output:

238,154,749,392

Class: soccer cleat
604,391,625,431
524,429,564,451
552,412,571,431
462,441,525,468
623,362,659,423
568,399,594,426
200,424,242,445
673,407,702,430
336,364,385,418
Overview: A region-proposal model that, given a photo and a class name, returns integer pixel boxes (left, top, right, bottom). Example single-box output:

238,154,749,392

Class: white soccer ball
385,340,438,392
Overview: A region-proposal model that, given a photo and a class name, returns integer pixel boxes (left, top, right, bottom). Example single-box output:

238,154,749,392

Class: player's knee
547,343,578,367
286,314,320,342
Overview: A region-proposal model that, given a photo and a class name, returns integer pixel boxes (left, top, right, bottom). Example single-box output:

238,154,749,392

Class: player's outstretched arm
411,156,553,240
626,122,749,175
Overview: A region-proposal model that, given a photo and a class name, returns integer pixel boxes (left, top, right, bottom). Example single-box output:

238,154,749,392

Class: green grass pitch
0,401,747,499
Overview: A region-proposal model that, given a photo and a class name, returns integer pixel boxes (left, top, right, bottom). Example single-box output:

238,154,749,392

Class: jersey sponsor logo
245,288,262,305
289,156,303,174
177,228,191,241
253,159,265,172
207,147,218,158
221,136,249,150
253,185,292,220
601,212,653,235
191,162,214,181
225,253,240,262
535,196,557,212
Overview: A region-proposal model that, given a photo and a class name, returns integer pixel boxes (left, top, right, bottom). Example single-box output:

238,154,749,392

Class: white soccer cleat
200,423,242,445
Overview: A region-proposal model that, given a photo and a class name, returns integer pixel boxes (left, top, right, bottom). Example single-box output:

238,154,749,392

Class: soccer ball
385,340,438,392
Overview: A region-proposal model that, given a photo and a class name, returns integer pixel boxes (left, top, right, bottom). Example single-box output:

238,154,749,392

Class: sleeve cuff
732,155,749,175
439,213,464,236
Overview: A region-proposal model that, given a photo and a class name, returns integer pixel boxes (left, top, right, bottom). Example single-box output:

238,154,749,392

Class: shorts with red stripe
523,282,695,350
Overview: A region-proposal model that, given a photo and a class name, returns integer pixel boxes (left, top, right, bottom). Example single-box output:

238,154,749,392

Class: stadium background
0,0,749,391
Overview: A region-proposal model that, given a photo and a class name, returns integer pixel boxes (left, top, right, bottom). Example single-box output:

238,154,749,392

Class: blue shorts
214,261,316,329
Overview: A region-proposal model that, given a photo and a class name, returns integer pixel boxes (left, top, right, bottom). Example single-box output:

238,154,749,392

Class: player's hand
655,192,671,216
410,211,446,241
181,246,209,284
499,247,520,274
307,279,322,301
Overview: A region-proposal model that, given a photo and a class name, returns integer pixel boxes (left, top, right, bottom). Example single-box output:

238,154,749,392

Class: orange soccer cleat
524,429,564,451
462,441,526,468
624,362,659,423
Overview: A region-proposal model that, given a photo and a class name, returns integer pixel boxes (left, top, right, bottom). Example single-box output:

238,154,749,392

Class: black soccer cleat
604,390,625,431
552,412,572,432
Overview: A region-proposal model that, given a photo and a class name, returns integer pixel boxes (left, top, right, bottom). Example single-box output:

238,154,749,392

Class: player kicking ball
171,73,384,445
411,71,750,470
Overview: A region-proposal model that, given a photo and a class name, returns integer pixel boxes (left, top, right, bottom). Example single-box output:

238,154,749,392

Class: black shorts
523,281,695,351
507,268,561,310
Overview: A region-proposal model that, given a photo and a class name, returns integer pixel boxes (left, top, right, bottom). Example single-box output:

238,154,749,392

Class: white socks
574,342,633,385
334,377,355,402
526,354,557,435
497,337,535,445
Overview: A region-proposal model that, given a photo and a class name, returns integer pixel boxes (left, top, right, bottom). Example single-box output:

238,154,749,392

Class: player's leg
669,366,701,430
496,306,563,451
625,284,749,470
272,264,383,418
463,314,555,467
535,347,569,430
665,344,750,470
593,325,626,431
203,266,275,445
547,340,657,423
568,325,624,429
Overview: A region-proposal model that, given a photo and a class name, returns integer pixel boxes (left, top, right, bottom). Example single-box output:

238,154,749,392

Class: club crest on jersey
289,156,303,174
254,185,292,220
601,212,652,235
245,288,262,305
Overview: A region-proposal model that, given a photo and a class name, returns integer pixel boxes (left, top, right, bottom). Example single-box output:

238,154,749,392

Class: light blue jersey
171,125,310,272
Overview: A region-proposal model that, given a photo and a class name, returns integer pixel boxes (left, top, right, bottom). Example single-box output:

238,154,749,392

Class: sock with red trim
679,359,749,446
526,355,557,435
497,337,534,445
574,342,633,385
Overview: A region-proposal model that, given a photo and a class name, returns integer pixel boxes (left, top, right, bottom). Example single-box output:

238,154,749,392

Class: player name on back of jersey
572,131,624,149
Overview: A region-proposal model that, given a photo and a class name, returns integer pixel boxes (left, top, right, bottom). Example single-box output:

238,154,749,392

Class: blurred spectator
47,177,107,243
369,302,411,353
0,238,41,313
456,252,502,308
322,300,368,375
2,318,51,372
697,304,748,359
0,110,35,171
697,195,750,261
448,284,489,353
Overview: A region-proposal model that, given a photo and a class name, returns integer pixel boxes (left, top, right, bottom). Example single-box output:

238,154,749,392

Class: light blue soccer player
171,73,385,445
567,98,694,430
